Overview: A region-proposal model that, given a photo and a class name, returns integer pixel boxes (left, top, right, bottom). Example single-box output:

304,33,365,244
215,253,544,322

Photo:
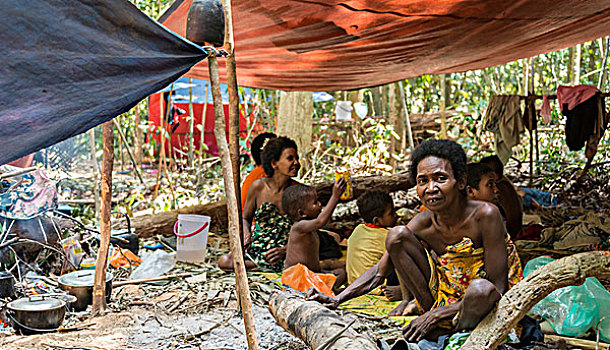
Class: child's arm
293,178,347,233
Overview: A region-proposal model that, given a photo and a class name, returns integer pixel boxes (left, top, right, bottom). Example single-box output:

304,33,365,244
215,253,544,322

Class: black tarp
0,0,210,165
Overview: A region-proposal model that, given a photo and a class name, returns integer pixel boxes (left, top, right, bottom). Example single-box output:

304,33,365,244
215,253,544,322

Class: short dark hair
261,136,298,177
251,132,276,166
466,163,494,190
409,139,467,183
356,190,393,223
282,184,316,220
479,155,504,177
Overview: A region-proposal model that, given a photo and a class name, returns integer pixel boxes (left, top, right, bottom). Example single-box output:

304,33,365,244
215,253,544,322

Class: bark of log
314,172,414,204
462,251,610,350
269,291,378,350
130,200,228,238
130,173,414,238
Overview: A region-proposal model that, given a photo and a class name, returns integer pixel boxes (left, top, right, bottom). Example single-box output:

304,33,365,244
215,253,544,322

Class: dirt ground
0,304,308,350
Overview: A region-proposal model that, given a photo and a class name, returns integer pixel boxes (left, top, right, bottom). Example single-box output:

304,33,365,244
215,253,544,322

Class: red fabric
241,165,267,209
364,222,384,229
160,0,610,91
557,85,601,112
148,93,248,157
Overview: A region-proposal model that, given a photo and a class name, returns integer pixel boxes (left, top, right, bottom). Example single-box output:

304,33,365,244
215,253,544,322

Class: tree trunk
277,91,313,167
462,251,610,350
573,44,582,84
371,86,382,117
269,291,378,350
388,83,397,169
92,121,114,315
130,173,415,238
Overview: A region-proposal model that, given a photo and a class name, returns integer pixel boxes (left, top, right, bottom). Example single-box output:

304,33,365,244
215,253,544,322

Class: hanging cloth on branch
0,0,216,165
483,95,524,164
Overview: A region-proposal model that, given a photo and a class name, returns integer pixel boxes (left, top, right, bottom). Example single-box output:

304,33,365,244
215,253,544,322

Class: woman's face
272,148,300,177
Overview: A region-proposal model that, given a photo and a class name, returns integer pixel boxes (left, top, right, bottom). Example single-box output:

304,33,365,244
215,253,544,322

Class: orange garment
241,165,267,209
281,263,336,297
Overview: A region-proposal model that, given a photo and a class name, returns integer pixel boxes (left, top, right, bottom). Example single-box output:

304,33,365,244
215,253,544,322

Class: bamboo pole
188,77,195,168
398,81,414,150
199,83,209,161
218,0,258,347
154,86,173,200
440,74,447,139
599,36,609,89
208,56,259,350
134,103,143,167
91,121,114,315
89,128,100,220
112,119,144,184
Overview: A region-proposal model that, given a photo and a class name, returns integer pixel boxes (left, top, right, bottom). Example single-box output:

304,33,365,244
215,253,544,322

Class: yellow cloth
346,224,388,285
425,235,523,310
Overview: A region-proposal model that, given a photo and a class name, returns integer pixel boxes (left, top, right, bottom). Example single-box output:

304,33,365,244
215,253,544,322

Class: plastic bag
524,256,610,341
129,250,175,280
61,235,84,273
281,263,336,297
109,247,141,269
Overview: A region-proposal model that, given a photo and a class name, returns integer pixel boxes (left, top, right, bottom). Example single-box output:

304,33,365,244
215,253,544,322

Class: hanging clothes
522,96,538,131
557,85,606,155
540,95,552,124
484,95,524,164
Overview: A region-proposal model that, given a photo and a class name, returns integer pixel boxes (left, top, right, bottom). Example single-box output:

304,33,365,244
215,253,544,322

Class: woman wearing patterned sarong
308,139,524,343
218,136,299,272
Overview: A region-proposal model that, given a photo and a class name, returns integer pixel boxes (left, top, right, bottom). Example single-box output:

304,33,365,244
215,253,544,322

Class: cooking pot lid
58,270,113,287
7,296,64,311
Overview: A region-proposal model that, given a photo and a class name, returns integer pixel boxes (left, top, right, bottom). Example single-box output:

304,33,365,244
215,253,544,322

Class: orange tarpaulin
160,0,610,91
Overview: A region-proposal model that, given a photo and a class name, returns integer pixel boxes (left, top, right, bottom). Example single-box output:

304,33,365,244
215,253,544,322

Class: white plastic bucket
335,101,353,121
174,214,210,263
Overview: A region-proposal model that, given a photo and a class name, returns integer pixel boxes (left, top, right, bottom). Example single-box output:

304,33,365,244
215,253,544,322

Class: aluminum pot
6,295,66,333
58,270,113,311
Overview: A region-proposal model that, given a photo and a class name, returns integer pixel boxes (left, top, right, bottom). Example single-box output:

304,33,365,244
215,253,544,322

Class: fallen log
130,200,228,238
462,251,610,350
315,172,414,204
130,173,414,238
268,291,378,350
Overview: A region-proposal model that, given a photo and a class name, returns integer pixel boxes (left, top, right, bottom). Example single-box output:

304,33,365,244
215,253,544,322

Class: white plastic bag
129,250,176,280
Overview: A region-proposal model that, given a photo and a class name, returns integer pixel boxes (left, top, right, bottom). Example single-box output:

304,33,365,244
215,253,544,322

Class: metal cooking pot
6,295,66,333
58,270,113,312
0,270,15,298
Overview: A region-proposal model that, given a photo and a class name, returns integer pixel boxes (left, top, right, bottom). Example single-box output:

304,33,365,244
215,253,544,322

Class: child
282,178,347,292
479,155,523,237
466,162,499,204
346,190,399,298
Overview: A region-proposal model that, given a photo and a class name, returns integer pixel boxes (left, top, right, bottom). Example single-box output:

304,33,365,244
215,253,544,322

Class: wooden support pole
92,121,114,315
209,56,259,350
112,119,144,184
462,251,610,350
221,0,243,248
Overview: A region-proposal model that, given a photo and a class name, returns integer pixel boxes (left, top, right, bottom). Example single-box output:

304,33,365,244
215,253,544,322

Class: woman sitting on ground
218,136,300,272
